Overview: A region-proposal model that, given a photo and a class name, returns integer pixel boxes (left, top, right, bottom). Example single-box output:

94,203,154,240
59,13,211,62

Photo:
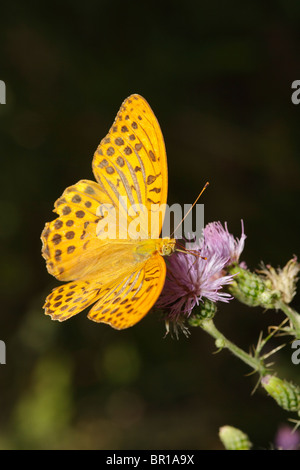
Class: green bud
188,299,217,327
261,375,300,412
219,425,252,450
228,265,281,309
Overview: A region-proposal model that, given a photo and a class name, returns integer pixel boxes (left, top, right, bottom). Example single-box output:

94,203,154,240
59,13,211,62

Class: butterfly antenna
171,181,209,239
175,241,207,275
175,241,206,257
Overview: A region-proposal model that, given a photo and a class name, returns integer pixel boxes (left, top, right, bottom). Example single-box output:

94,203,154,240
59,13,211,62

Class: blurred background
0,0,299,450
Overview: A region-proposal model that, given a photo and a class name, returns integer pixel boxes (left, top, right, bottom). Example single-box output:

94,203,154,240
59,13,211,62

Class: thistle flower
156,221,246,334
274,424,300,450
156,250,234,321
201,220,246,267
229,256,300,310
257,256,300,305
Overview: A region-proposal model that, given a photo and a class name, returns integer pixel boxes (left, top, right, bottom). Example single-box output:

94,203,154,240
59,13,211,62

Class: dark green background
0,0,299,450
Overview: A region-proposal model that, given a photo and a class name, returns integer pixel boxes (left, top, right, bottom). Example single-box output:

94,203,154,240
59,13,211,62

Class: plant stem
199,318,267,375
278,301,300,339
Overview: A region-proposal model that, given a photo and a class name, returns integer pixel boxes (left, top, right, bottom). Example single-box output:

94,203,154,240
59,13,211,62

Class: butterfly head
157,238,176,257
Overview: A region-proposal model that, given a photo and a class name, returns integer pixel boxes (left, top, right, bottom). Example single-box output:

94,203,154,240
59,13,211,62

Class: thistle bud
228,265,281,309
188,299,217,327
219,425,252,450
261,375,300,413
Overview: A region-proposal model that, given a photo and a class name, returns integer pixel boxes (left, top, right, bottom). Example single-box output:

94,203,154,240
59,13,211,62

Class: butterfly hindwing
88,253,166,329
44,279,102,321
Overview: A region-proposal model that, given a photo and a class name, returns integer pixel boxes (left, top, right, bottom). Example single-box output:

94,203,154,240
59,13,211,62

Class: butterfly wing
88,253,166,329
92,94,168,238
45,253,165,328
44,279,103,321
41,179,154,284
41,179,111,282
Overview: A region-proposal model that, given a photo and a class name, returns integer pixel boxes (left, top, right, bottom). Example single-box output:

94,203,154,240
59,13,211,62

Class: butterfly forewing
41,179,112,281
92,94,168,239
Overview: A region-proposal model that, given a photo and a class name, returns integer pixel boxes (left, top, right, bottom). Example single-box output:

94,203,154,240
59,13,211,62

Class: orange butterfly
41,95,175,329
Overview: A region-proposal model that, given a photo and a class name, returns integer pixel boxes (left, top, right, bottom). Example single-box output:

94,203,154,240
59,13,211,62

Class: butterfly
41,94,176,329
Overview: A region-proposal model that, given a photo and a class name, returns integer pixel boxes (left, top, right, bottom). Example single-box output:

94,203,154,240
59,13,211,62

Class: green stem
278,301,300,339
199,318,267,375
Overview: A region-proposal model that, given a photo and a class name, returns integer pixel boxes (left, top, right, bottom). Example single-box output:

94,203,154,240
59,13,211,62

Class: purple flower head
156,249,234,321
201,220,246,267
274,424,300,450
